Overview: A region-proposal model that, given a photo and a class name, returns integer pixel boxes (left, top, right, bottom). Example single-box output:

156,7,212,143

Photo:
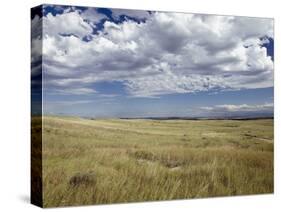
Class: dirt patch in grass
129,150,184,168
202,132,226,138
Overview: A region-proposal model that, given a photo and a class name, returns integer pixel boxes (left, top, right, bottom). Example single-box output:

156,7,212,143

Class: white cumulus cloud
32,7,274,97
200,103,273,116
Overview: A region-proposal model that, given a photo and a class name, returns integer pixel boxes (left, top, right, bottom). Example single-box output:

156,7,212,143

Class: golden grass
38,116,273,207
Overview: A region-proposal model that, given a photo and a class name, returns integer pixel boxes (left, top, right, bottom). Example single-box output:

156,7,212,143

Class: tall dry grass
39,116,273,207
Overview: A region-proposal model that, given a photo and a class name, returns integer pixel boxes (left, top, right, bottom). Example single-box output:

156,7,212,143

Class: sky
31,4,274,118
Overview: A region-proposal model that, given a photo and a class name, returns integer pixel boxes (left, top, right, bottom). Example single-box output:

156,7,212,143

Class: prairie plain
37,116,273,207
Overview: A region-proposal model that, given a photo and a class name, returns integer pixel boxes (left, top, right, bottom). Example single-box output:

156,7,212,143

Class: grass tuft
69,172,96,187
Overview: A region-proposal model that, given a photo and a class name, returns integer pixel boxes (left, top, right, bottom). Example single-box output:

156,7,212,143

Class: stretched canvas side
31,5,43,208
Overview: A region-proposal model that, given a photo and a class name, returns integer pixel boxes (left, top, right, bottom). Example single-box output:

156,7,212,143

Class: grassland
38,116,273,207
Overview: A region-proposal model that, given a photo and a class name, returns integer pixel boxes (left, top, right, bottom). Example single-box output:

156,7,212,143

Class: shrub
69,171,96,187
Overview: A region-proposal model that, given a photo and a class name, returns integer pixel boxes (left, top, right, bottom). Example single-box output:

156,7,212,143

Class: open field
36,116,273,207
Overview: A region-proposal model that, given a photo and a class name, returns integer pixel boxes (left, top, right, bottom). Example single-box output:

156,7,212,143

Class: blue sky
31,5,274,118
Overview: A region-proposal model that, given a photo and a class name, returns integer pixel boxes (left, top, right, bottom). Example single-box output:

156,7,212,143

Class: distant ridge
118,116,274,121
